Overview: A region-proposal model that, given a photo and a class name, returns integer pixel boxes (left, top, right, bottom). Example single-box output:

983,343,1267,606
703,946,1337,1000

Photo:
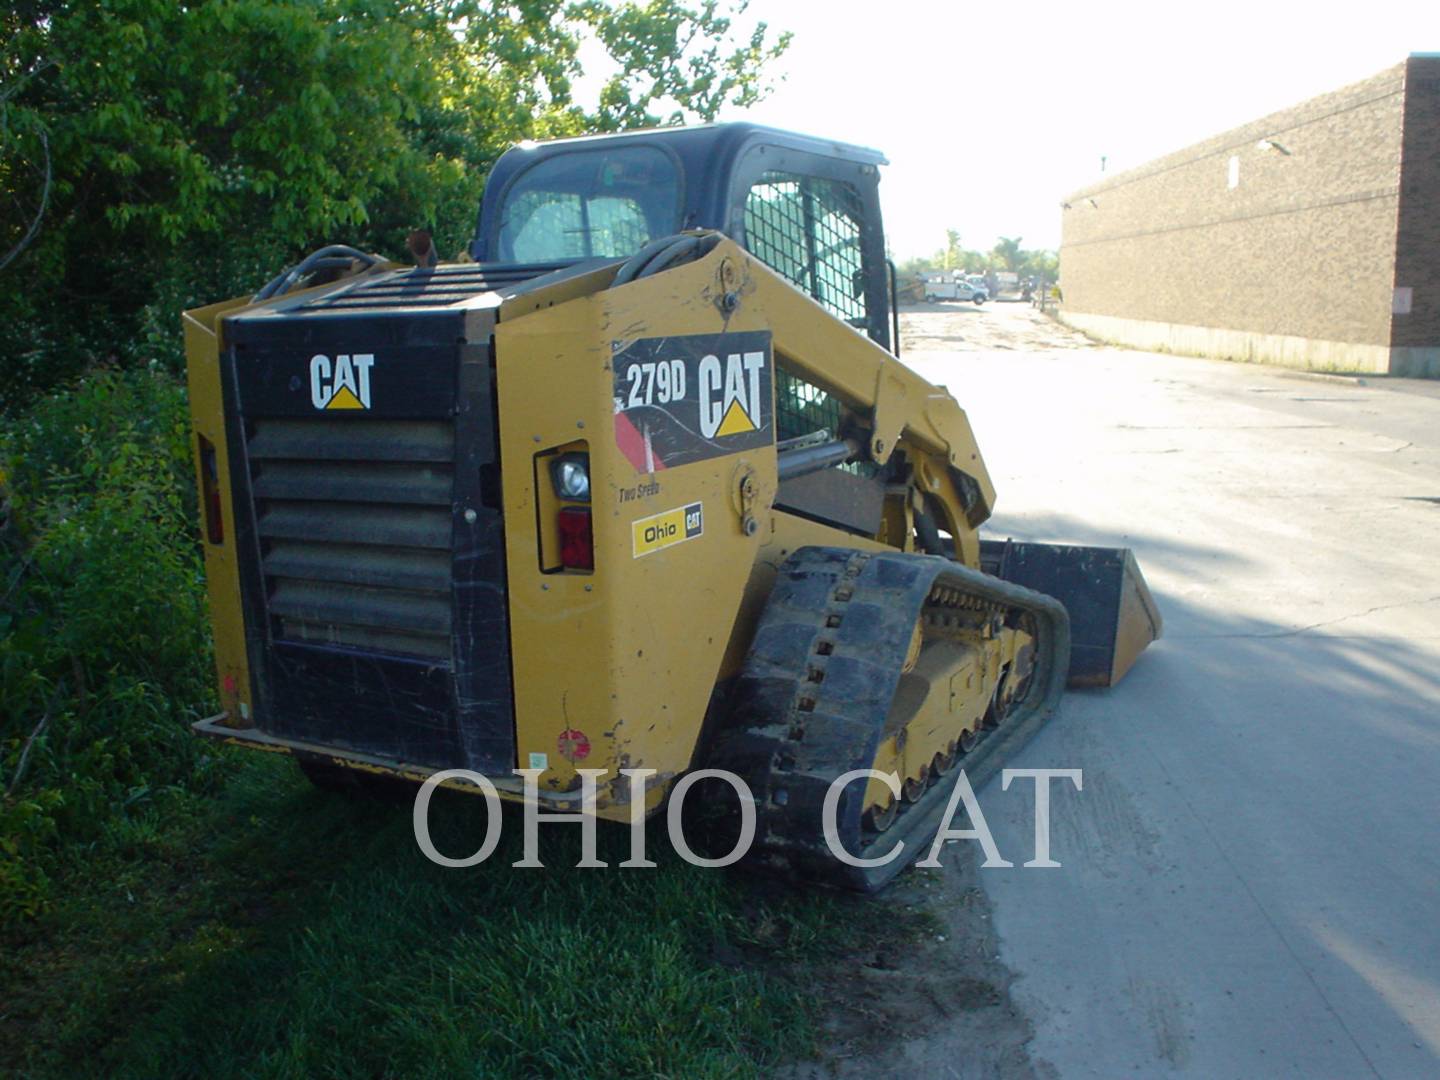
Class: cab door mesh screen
744,171,868,328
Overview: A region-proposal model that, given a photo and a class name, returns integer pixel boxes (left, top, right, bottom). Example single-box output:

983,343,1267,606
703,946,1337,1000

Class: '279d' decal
612,331,773,472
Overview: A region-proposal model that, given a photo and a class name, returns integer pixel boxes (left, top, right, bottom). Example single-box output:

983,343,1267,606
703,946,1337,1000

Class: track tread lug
705,546,1071,891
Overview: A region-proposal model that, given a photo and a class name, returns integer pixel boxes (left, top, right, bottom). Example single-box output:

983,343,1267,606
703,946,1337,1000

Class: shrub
0,369,224,924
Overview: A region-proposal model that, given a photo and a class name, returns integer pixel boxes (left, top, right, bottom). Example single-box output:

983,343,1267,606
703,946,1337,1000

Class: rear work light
558,507,594,570
549,452,590,501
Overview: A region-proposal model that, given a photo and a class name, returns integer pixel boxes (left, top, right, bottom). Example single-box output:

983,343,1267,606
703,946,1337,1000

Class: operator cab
472,123,897,353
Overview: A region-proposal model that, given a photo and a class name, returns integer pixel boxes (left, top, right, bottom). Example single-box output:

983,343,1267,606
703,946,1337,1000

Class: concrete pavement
899,302,1440,1078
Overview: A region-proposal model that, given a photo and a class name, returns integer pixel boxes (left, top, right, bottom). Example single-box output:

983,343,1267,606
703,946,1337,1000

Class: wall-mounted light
1256,138,1291,155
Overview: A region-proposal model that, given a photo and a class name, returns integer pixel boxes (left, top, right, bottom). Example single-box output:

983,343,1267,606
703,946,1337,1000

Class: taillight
558,507,593,570
198,435,224,544
535,442,591,573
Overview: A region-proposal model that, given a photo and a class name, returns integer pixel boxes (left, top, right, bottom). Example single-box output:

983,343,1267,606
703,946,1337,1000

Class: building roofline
1061,60,1407,203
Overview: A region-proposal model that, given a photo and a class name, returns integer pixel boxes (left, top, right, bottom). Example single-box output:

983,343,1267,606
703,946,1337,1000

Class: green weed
0,754,910,1078
1,369,224,924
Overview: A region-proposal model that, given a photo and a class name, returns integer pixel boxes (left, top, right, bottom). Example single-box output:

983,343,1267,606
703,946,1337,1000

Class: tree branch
0,125,50,274
0,59,55,105
5,678,66,799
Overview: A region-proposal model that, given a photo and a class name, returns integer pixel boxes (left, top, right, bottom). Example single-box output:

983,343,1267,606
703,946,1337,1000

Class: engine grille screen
247,417,455,661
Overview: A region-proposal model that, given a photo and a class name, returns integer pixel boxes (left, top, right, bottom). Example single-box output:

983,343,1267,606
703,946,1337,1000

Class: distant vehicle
990,270,1020,299
924,273,987,304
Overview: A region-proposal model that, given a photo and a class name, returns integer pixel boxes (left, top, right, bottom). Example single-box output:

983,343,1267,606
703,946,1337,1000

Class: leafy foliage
899,229,1060,281
1,369,224,923
0,0,790,407
576,0,792,130
0,0,789,928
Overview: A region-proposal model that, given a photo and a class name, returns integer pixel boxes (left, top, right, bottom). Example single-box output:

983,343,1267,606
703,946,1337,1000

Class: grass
0,750,924,1078
0,371,934,1077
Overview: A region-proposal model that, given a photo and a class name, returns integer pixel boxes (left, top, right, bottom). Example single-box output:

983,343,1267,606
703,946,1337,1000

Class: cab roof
470,122,888,262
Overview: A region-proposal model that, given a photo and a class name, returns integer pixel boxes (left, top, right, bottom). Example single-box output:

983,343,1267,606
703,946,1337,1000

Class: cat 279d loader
184,123,1160,890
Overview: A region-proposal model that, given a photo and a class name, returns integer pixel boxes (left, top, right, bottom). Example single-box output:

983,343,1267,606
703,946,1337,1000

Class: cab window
495,146,681,263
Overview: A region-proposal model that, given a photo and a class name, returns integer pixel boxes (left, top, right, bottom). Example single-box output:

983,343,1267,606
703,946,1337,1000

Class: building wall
1392,56,1440,375
1057,61,1439,375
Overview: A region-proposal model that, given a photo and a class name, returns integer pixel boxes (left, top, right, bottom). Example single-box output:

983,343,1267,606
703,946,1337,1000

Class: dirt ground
898,299,1097,357
788,854,1049,1080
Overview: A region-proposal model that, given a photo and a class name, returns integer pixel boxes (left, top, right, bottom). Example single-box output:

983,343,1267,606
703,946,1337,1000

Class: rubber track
708,546,1071,892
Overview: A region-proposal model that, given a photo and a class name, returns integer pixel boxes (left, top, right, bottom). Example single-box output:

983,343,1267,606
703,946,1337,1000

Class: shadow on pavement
979,516,1440,1074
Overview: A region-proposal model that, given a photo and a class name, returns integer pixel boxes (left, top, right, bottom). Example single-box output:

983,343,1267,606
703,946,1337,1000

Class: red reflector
558,507,594,570
558,728,591,761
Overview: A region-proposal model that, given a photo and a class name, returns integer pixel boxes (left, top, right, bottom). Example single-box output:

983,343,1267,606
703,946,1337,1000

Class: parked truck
923,272,987,304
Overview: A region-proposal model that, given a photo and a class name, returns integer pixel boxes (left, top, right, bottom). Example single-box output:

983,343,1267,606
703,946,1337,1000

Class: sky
675,0,1440,260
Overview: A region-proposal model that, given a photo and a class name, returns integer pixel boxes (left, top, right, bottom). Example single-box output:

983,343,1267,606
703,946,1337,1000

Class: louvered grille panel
262,543,450,592
248,418,455,660
253,461,451,505
249,419,453,461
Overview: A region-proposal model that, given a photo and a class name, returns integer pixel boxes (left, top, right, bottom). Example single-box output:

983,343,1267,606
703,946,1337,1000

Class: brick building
1058,55,1440,377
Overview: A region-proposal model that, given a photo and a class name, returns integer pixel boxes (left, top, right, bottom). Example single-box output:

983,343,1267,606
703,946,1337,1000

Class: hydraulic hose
252,244,383,303
913,504,946,556
612,231,724,287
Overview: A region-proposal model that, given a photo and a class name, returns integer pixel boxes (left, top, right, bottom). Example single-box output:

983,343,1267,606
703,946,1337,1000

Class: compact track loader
184,123,1160,890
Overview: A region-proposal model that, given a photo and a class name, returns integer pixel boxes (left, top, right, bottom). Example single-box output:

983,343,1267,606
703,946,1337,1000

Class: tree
574,0,792,130
985,236,1060,280
1024,249,1059,280
0,0,791,405
941,228,962,270
904,230,1057,282
899,228,989,278
992,235,1024,272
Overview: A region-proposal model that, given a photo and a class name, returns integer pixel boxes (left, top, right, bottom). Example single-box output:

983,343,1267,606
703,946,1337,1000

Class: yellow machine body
188,242,1019,811
185,125,1159,887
